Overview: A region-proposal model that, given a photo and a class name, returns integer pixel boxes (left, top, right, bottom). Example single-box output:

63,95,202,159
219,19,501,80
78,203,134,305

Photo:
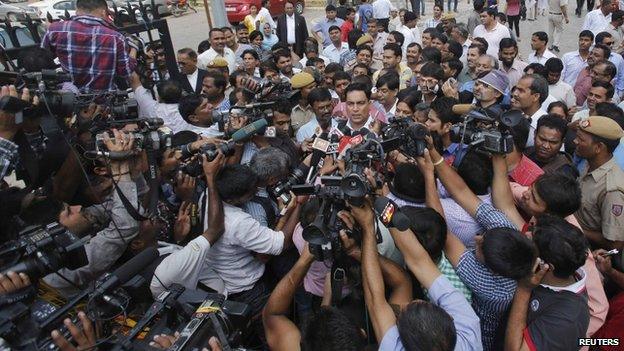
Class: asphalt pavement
165,1,590,62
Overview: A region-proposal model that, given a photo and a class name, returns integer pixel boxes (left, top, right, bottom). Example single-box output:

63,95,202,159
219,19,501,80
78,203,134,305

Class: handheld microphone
451,104,476,115
93,247,159,297
373,196,410,231
306,132,329,183
230,118,268,142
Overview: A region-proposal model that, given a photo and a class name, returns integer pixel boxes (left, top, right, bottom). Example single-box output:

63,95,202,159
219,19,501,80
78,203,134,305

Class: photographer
40,130,142,296
41,0,137,92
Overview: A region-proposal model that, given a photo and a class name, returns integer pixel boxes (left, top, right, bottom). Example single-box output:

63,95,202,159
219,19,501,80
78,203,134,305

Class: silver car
0,0,39,21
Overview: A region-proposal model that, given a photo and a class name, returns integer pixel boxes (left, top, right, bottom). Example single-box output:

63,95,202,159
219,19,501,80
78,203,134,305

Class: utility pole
203,0,213,28
210,0,229,27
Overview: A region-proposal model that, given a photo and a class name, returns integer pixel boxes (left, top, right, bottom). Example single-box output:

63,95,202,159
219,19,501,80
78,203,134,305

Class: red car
225,0,304,25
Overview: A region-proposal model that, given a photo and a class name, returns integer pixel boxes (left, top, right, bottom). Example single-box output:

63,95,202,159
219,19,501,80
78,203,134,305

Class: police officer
574,116,624,265
547,0,569,53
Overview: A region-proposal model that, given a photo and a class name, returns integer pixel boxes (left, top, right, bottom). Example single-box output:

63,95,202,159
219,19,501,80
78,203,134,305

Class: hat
441,12,456,21
579,116,624,140
478,70,509,95
356,34,373,46
291,72,315,89
403,11,417,22
207,57,229,68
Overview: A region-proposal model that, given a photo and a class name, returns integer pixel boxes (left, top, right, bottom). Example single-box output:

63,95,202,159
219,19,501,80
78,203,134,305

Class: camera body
0,222,88,280
381,117,429,158
94,118,173,153
449,108,524,155
178,141,238,177
270,165,307,203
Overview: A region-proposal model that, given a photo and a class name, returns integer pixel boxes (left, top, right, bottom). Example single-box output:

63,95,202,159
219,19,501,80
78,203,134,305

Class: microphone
373,196,410,231
451,104,476,115
306,132,329,183
230,118,268,142
93,247,159,297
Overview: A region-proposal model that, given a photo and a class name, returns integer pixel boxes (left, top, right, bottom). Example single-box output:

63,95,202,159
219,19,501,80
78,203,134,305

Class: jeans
576,0,594,15
410,0,425,15
508,14,520,37
447,0,458,11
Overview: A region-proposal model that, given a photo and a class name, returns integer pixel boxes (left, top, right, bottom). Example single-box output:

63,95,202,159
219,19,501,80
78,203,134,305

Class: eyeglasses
603,41,615,46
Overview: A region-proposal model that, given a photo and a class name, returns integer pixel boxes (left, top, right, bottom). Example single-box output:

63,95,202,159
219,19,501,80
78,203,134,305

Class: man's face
422,33,432,47
579,36,593,51
353,66,368,77
301,82,318,100
382,49,401,69
395,101,414,119
406,45,420,64
530,35,545,51
334,78,350,99
475,56,493,76
272,111,292,136
386,34,397,45
243,53,258,70
479,12,493,26
466,48,480,69
324,72,335,88
377,83,397,105
314,60,326,72
425,109,447,135
431,37,445,51
441,62,453,79
329,28,342,43
368,22,378,36
192,97,215,124
499,46,517,67
419,75,439,95
520,186,548,217
573,129,600,159
356,49,372,65
276,56,293,74
546,70,561,85
237,28,249,43
177,53,197,75
473,80,500,104
210,31,226,51
202,77,221,98
223,30,236,47
587,86,609,111
285,2,294,15
264,69,279,82
326,9,336,20
589,47,606,66
450,27,462,42
345,90,370,125
58,204,91,235
590,63,611,83
433,5,442,17
311,99,333,124
511,77,538,111
534,126,563,161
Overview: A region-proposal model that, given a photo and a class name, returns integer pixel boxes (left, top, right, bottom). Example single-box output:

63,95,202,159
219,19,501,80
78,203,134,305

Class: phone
604,249,620,257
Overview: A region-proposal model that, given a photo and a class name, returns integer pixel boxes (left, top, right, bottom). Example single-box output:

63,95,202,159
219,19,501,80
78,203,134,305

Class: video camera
449,106,524,154
19,69,76,118
0,222,88,281
381,117,429,158
94,117,173,157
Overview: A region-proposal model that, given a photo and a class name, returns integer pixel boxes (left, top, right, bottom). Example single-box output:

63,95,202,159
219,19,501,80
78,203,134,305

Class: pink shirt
293,224,329,296
506,0,520,16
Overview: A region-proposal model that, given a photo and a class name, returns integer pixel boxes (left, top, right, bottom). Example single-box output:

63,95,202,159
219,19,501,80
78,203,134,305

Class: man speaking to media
41,0,137,92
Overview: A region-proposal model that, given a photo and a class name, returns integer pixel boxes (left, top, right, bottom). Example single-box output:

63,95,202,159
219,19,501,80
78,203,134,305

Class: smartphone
604,249,620,257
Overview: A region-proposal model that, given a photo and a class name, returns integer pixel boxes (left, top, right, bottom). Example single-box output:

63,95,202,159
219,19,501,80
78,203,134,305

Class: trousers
548,13,564,47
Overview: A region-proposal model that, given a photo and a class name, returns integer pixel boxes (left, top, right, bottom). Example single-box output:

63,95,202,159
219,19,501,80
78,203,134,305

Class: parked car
28,0,76,20
0,0,39,21
110,0,171,18
225,0,304,25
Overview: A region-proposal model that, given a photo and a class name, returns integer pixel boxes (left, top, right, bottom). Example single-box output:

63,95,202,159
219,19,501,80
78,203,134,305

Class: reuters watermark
578,338,620,347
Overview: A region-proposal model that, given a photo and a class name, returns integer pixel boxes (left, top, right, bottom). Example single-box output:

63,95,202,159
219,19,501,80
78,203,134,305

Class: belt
549,12,562,14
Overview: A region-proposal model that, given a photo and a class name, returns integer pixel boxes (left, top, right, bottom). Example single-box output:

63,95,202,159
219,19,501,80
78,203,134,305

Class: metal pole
203,0,213,28
211,0,229,27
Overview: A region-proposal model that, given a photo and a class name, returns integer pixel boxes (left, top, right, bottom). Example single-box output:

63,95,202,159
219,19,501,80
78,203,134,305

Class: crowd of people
2,0,624,349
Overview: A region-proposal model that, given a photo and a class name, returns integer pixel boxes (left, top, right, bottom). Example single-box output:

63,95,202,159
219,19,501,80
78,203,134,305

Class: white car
28,0,76,20
0,0,39,21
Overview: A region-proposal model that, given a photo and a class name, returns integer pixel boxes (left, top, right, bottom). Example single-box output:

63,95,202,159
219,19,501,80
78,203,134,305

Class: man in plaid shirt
41,0,137,92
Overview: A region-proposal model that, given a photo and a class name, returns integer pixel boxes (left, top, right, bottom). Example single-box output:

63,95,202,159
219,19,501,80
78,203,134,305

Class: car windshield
3,0,28,3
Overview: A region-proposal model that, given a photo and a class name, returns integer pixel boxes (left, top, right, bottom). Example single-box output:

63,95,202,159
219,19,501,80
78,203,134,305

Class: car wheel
7,13,19,22
295,1,303,14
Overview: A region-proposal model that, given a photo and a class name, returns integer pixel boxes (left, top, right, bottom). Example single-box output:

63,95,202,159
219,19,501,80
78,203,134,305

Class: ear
442,122,452,134
130,239,144,252
93,166,108,176
188,114,199,123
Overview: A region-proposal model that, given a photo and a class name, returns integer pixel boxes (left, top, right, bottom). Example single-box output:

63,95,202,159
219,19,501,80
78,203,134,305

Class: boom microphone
230,118,268,142
93,247,159,296
451,104,477,115
373,196,410,231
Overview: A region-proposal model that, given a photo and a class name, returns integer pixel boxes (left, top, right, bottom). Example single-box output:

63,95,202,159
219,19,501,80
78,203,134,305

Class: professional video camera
381,117,429,158
179,118,268,177
19,69,75,117
449,106,524,154
269,165,307,204
0,222,88,281
340,137,386,207
94,117,173,156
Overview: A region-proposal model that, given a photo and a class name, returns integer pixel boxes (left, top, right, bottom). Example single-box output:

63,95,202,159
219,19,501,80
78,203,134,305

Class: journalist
41,0,137,92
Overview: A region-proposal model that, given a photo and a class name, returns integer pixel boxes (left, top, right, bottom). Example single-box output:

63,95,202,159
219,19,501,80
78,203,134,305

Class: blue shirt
357,4,373,31
312,17,345,47
379,275,483,351
574,143,624,173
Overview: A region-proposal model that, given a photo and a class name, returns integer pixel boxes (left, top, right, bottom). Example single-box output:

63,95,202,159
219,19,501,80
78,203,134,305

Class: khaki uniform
547,0,567,48
576,158,624,246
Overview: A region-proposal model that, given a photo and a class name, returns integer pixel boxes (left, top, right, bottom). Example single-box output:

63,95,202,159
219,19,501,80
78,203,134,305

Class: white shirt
472,23,511,57
397,24,416,58
410,26,422,45
204,202,285,294
187,68,198,92
300,55,331,67
549,80,577,107
526,108,548,147
583,9,612,35
527,49,557,65
197,47,237,73
286,14,296,44
323,42,350,63
561,50,589,86
256,7,276,29
373,0,392,18
296,117,339,143
460,39,472,65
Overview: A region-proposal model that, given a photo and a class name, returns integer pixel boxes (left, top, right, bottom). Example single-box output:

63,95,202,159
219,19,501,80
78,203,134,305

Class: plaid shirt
508,154,544,186
42,15,137,92
434,254,473,303
0,137,18,179
425,18,441,29
456,202,518,351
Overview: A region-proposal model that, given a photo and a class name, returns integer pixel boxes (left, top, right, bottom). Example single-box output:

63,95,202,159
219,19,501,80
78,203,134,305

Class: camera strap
111,178,150,222
330,258,346,307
